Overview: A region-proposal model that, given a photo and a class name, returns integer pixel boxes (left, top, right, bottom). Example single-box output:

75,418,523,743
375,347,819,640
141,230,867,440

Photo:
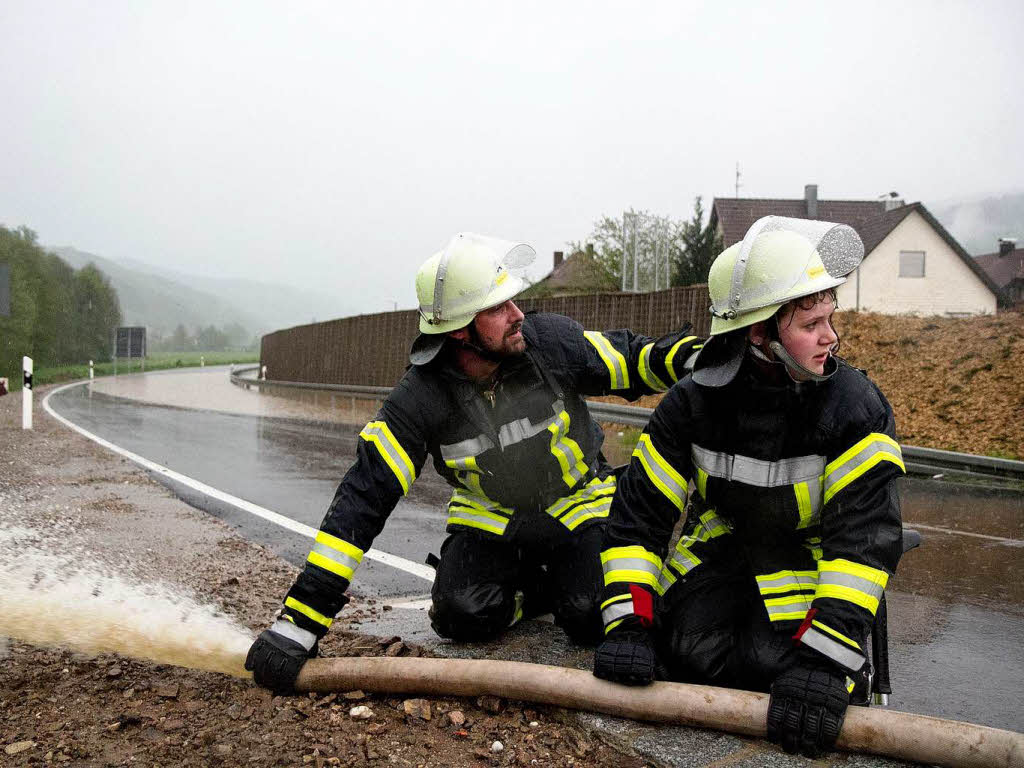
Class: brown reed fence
260,285,711,387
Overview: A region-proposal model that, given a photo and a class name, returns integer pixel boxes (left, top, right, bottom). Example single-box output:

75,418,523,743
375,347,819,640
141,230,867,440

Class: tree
673,196,723,287
169,324,190,352
568,208,684,290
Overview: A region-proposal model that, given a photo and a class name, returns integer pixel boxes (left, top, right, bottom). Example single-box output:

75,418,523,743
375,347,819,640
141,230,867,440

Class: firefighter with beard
246,232,703,694
593,217,905,758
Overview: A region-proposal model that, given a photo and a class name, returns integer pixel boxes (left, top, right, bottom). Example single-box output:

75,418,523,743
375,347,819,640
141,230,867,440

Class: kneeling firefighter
246,232,703,694
593,217,905,758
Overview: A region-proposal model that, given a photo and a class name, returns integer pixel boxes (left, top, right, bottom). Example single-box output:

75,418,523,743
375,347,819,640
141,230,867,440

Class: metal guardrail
229,368,1024,485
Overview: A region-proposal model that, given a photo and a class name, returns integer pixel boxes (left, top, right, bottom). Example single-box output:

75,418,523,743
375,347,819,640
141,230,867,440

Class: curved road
45,367,1024,733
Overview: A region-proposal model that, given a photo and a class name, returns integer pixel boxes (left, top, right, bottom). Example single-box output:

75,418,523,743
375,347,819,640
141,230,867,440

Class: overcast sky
2,1,1022,315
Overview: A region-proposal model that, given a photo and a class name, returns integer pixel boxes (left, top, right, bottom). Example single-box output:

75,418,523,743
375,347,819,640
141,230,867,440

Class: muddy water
0,525,254,677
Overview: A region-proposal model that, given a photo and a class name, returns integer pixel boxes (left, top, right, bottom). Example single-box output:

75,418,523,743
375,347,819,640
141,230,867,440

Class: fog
1,1,1021,315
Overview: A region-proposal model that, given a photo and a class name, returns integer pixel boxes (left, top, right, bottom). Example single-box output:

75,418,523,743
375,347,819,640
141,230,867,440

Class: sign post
22,356,32,430
114,327,147,374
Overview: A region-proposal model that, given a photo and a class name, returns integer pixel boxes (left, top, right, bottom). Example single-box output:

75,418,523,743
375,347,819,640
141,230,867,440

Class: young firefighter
246,232,703,693
593,217,905,758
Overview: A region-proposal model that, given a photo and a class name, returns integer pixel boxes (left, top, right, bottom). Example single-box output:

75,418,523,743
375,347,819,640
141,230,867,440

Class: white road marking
904,523,1023,547
43,380,436,583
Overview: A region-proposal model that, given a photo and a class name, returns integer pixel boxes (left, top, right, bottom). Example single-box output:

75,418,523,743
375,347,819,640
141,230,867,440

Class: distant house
519,245,619,299
974,239,1023,308
710,186,1000,316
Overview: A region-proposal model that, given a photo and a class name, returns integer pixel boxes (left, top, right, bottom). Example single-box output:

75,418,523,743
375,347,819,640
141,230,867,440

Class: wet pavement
47,368,1024,750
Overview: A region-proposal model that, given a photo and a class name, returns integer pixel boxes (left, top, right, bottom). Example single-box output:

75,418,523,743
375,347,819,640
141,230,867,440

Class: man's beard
467,322,525,362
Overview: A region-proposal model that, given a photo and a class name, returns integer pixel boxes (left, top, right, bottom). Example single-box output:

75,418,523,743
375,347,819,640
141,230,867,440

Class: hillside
51,247,345,338
627,311,1023,458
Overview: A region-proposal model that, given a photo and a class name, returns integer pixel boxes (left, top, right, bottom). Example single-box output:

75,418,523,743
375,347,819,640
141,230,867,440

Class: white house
710,186,999,315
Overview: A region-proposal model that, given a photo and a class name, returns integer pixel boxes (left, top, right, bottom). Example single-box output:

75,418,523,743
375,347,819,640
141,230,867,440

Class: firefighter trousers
657,558,800,693
429,517,605,646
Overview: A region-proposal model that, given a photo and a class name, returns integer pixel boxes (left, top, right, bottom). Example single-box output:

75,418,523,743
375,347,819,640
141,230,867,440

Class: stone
477,695,504,713
5,742,35,756
106,665,122,678
384,641,405,657
402,698,431,721
212,744,232,757
349,705,374,720
342,690,365,700
491,741,504,753
155,683,180,699
447,710,466,727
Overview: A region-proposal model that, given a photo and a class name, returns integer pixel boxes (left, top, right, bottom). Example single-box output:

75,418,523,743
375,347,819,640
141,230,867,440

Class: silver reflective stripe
668,548,701,575
560,496,611,529
691,444,825,487
634,436,687,507
602,600,635,627
440,434,494,461
498,400,563,448
271,618,318,651
361,422,416,491
447,506,510,534
310,541,360,574
765,598,813,620
801,627,866,672
756,572,818,592
818,571,886,602
546,478,616,518
601,556,662,579
584,331,628,389
451,491,511,514
825,439,904,493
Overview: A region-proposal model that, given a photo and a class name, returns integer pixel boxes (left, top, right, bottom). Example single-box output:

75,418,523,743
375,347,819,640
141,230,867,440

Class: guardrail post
22,356,32,430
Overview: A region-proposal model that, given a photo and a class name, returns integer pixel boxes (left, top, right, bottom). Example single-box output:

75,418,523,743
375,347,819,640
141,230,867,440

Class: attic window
898,251,926,278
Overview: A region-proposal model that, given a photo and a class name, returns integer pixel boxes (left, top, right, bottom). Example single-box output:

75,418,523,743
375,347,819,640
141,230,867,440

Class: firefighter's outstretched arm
562,317,703,399
246,390,428,693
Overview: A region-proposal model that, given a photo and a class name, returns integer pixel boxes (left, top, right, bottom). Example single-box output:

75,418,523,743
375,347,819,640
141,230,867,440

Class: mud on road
0,388,640,768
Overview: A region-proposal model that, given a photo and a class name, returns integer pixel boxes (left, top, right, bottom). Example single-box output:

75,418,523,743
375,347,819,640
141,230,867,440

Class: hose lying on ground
297,656,1023,768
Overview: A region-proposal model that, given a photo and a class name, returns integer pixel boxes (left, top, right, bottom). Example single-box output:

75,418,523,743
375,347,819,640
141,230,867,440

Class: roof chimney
804,184,818,218
553,250,564,269
999,238,1017,257
884,191,904,212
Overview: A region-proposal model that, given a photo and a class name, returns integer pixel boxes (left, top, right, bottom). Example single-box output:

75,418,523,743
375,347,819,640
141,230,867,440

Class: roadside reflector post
201,356,205,367
261,365,267,380
89,360,94,380
22,356,32,430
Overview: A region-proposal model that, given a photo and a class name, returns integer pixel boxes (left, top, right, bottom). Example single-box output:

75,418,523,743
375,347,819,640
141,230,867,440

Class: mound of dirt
624,310,1024,458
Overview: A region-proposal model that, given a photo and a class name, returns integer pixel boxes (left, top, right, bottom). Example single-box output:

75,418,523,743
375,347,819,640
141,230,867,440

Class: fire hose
296,656,1023,768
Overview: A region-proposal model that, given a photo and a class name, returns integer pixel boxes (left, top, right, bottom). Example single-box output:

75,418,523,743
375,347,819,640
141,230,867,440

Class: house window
898,251,926,278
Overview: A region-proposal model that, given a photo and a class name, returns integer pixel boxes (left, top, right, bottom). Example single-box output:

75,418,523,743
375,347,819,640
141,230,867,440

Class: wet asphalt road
48,375,1024,733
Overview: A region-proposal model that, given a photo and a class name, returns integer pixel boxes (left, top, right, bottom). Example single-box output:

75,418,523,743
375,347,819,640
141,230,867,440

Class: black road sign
115,326,147,358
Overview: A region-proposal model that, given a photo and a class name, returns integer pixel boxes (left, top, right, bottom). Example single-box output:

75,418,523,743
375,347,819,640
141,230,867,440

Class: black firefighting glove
593,617,657,686
245,619,319,695
767,650,850,758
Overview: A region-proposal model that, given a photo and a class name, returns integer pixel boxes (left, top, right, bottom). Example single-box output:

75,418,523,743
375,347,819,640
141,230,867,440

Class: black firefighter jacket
600,356,905,674
282,312,703,638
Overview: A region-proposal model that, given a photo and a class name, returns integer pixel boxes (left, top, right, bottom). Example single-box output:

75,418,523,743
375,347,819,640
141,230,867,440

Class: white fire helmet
692,216,864,386
409,233,535,365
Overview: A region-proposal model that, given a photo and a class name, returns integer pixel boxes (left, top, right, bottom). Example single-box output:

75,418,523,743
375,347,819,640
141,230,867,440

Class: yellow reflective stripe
450,492,513,515
445,456,479,471
763,594,813,622
812,620,862,651
698,510,730,538
306,551,353,580
794,481,814,529
448,504,510,525
755,569,818,595
600,594,632,610
600,545,663,568
315,530,363,560
664,336,697,382
816,558,889,614
546,411,589,487
584,331,629,390
632,433,688,510
823,433,905,504
284,597,333,628
696,468,708,500
638,343,669,392
603,568,662,590
447,516,506,536
605,618,626,634
360,421,417,494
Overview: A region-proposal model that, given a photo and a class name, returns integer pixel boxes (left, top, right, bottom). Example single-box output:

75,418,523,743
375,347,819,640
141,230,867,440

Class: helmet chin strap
766,340,835,383
453,324,505,363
